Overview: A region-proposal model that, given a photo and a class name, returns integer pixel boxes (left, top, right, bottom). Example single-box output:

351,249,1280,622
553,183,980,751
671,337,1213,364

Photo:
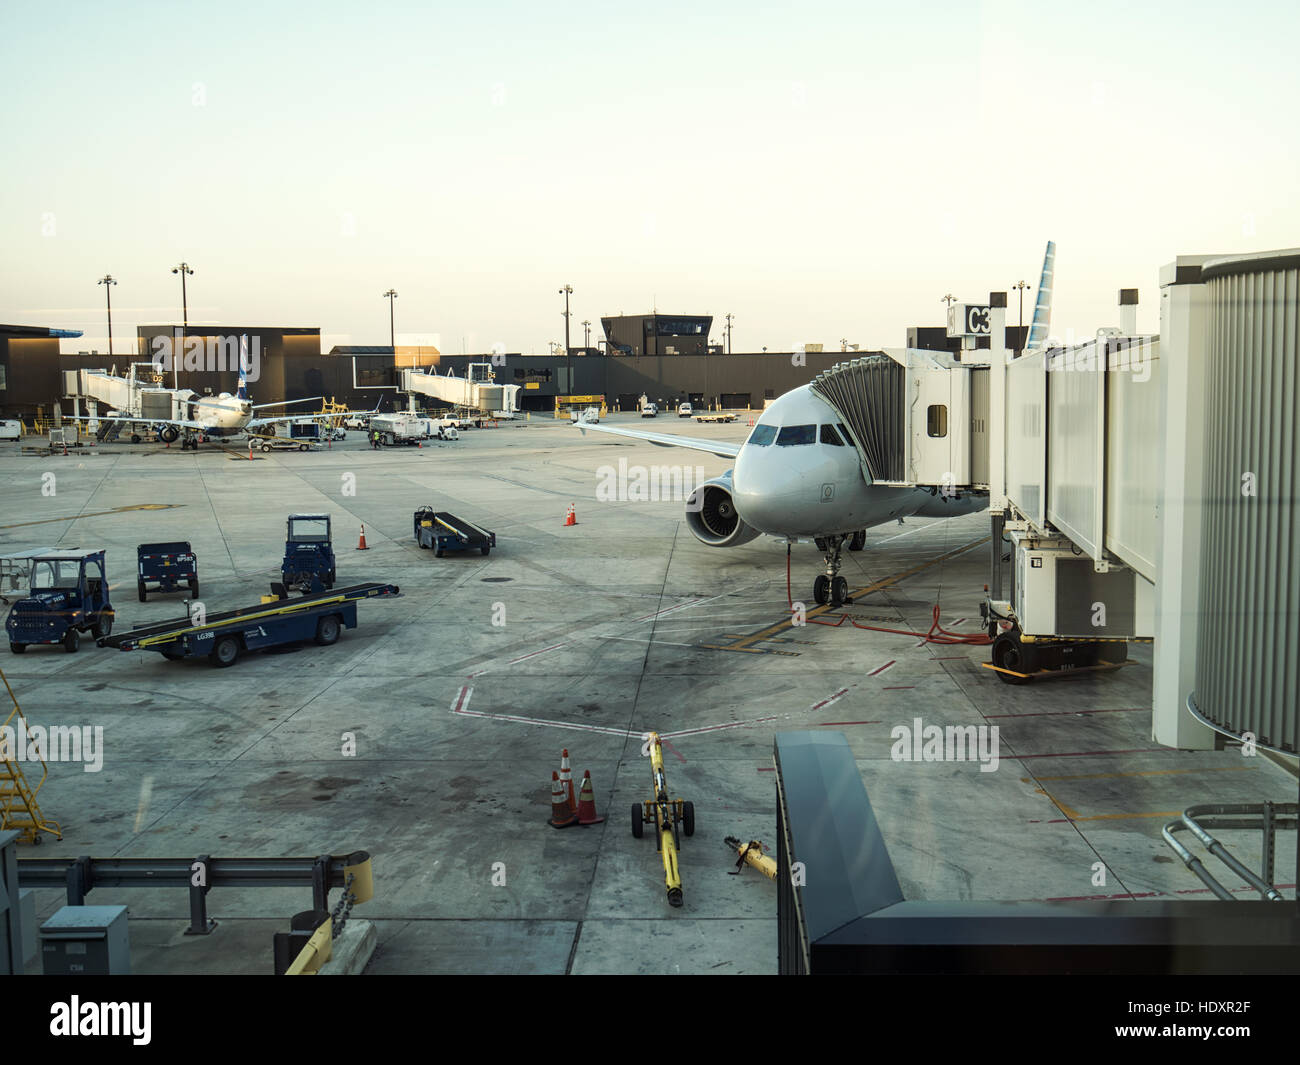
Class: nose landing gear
812,535,852,607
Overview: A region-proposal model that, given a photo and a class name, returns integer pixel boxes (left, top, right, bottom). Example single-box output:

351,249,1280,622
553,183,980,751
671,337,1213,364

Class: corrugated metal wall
1194,253,1299,754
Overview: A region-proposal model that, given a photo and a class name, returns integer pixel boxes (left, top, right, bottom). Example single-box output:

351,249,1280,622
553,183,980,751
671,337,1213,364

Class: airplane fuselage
730,384,981,538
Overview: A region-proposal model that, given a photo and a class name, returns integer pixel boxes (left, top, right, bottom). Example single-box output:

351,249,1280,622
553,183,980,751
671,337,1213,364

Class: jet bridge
399,362,521,418
810,350,983,492
983,248,1300,755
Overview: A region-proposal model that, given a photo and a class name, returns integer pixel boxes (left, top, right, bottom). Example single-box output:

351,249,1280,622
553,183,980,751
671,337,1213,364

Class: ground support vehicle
413,507,495,557
100,583,400,667
137,541,198,601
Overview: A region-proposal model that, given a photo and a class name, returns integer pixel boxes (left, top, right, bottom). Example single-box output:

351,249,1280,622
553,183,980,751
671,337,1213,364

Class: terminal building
3,312,1002,420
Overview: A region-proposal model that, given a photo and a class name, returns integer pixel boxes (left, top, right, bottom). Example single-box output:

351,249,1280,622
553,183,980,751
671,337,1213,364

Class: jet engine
685,476,760,547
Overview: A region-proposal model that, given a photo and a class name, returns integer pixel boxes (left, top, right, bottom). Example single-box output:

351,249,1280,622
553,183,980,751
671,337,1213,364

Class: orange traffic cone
357,524,369,550
564,503,577,527
559,749,576,814
548,770,578,829
576,770,604,825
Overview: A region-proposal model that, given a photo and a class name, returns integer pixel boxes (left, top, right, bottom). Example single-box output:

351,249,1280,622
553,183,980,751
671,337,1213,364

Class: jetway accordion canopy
810,356,905,483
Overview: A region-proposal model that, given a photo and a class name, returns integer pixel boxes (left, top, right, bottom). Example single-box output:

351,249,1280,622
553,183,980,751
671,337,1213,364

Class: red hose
785,545,991,645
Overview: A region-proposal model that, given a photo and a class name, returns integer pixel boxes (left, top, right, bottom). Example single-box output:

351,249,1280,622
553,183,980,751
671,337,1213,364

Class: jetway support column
988,292,1009,600
1152,262,1216,750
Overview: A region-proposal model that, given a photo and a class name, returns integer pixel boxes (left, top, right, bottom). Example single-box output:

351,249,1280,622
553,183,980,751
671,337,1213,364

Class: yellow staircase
0,666,62,844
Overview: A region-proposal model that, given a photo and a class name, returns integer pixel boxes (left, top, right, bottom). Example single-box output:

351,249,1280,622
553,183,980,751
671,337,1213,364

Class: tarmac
2,416,1295,974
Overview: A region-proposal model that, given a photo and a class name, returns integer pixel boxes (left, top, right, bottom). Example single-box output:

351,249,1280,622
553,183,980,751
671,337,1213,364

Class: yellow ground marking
1028,766,1256,821
0,504,182,530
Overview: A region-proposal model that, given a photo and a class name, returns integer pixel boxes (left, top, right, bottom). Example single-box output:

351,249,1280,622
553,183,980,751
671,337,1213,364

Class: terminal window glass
927,405,948,438
31,561,81,590
776,424,816,446
820,424,845,446
747,424,777,446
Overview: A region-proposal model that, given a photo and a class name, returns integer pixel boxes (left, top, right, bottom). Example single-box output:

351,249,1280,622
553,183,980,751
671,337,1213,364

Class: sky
2,0,1297,355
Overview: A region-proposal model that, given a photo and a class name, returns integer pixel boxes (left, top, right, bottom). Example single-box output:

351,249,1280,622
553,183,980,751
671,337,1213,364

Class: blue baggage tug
413,507,495,557
100,583,400,667
281,514,336,590
137,541,198,601
5,550,115,654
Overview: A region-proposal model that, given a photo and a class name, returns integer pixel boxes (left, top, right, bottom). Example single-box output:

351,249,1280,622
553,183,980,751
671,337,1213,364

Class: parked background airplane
64,352,375,449
574,244,1056,607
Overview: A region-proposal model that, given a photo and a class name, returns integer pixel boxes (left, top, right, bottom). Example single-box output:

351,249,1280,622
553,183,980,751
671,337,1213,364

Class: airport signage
946,303,991,338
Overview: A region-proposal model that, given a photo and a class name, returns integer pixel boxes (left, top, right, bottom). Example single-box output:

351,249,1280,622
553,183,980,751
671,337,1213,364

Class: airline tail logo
237,336,250,400
1026,240,1056,350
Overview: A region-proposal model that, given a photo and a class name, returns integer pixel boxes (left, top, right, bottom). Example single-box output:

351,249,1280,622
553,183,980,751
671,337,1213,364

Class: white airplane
573,244,1056,607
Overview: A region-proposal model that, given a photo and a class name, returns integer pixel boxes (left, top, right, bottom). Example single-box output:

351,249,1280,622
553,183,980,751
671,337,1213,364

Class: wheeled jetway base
984,630,1130,685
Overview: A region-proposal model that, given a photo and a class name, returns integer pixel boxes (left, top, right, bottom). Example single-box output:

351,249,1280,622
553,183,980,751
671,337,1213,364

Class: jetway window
776,424,816,446
747,424,777,446
927,404,948,438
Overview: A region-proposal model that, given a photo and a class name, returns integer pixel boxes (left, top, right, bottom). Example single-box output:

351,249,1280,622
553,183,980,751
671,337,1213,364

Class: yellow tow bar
725,836,777,880
632,732,695,907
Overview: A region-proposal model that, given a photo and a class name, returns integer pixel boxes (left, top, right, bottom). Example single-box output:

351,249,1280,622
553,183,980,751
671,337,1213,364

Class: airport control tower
600,314,712,357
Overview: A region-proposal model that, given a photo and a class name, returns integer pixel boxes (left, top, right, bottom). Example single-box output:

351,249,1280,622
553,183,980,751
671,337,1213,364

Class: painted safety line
506,642,569,665
985,706,1146,719
820,720,881,726
660,716,781,739
810,687,851,711
868,660,896,677
597,634,708,649
1011,747,1170,760
453,707,640,738
630,597,705,622
448,699,777,741
882,686,915,690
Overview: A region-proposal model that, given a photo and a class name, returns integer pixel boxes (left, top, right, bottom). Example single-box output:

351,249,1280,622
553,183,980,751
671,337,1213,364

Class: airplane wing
60,413,212,431
573,420,742,459
249,396,324,411
245,408,376,430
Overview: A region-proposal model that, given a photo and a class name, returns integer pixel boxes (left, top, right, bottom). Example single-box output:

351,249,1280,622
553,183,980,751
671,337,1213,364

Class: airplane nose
732,456,810,535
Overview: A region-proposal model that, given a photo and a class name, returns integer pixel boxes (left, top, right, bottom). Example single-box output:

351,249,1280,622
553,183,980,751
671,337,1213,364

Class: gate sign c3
946,303,991,338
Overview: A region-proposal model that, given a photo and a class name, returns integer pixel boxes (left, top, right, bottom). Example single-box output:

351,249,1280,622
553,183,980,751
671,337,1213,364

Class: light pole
559,284,573,393
582,319,590,352
725,312,734,354
383,290,398,350
97,275,117,356
1013,280,1030,355
171,262,194,389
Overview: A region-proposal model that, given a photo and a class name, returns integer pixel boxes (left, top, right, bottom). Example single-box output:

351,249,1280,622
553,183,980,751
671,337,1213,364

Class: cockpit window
820,424,845,446
746,424,777,446
776,424,816,446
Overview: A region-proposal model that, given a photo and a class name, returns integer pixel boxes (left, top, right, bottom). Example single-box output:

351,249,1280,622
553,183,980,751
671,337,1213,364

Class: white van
0,420,22,441
677,402,693,418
